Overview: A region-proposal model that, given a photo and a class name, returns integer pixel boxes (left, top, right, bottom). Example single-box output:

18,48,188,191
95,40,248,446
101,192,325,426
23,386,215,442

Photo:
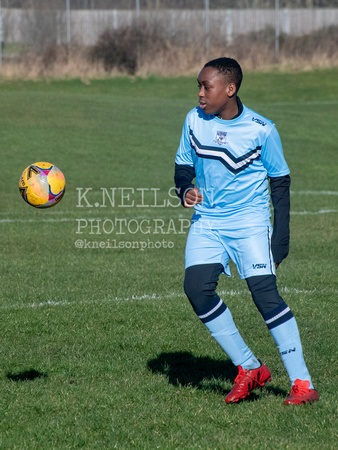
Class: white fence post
56,9,61,45
205,0,210,57
136,0,140,19
275,0,279,62
226,10,233,45
66,0,71,46
0,0,2,69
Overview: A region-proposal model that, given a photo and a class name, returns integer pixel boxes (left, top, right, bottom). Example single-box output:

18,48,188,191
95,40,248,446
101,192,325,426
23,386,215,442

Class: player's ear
226,82,237,98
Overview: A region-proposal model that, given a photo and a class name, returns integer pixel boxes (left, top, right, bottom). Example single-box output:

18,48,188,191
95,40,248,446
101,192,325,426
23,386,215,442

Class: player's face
197,66,236,118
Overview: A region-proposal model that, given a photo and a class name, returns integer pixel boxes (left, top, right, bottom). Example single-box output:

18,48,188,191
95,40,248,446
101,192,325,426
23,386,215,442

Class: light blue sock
205,307,260,369
270,317,313,388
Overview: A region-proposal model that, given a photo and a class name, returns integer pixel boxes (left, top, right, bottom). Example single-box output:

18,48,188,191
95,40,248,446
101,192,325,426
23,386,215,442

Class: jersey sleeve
270,175,290,264
175,114,194,167
261,125,290,177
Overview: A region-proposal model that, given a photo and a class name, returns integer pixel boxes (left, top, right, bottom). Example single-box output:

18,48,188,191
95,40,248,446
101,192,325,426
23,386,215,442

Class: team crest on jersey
214,131,228,145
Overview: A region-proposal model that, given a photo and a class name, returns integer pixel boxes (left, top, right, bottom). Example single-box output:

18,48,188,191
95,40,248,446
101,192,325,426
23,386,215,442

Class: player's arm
269,175,291,267
174,163,203,207
261,125,290,268
174,113,204,208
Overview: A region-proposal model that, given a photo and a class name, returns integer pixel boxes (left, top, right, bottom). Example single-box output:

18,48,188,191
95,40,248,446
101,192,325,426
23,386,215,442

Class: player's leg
246,275,319,405
184,222,270,403
184,263,260,369
229,224,318,404
184,221,261,370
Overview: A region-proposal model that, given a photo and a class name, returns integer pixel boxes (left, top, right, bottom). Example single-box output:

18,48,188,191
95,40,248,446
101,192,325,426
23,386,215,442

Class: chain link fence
2,1,338,45
2,1,338,8
1,0,338,76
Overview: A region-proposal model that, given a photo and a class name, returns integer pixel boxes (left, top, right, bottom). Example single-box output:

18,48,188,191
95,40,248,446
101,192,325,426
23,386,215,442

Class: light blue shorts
185,220,276,279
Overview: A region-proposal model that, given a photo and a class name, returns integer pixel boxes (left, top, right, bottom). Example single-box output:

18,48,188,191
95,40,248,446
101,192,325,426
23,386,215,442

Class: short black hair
204,57,243,93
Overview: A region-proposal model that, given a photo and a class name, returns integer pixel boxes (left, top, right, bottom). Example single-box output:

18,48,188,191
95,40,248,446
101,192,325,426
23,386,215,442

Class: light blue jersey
175,104,290,228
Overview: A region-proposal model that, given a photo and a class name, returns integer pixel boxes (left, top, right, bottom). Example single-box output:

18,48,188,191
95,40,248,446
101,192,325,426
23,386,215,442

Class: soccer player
174,57,319,405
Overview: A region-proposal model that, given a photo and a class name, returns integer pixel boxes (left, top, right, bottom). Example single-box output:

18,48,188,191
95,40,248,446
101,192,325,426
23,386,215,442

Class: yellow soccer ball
19,162,66,208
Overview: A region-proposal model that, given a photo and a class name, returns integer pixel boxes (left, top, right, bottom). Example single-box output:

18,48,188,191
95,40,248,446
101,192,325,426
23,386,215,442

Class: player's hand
275,263,280,269
184,187,204,208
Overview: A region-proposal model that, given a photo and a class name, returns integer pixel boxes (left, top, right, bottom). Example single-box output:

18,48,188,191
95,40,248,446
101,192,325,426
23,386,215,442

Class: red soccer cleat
284,379,319,405
225,363,271,403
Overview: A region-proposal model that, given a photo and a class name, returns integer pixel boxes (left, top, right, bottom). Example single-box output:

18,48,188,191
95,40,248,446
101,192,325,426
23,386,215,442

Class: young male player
174,57,319,405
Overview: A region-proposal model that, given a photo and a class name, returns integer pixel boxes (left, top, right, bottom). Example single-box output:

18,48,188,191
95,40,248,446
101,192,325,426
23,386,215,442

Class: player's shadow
6,369,48,382
147,351,236,396
147,351,288,400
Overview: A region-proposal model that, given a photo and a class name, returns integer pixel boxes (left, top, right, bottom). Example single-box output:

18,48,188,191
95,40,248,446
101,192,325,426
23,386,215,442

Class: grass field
0,69,337,448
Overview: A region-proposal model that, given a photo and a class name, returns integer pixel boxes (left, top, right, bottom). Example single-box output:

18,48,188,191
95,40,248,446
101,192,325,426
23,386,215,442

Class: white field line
257,100,338,107
1,287,335,312
290,209,338,215
1,208,337,223
290,190,338,196
1,190,337,223
0,218,74,223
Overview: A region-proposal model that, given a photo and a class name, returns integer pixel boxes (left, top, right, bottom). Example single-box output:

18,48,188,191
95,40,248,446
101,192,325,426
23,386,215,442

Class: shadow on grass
6,369,48,382
147,351,288,400
147,351,236,396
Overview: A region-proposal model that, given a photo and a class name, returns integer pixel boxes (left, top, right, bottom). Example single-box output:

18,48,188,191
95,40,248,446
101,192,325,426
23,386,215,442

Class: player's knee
183,266,213,309
183,273,201,305
246,275,295,330
246,274,285,316
184,263,223,314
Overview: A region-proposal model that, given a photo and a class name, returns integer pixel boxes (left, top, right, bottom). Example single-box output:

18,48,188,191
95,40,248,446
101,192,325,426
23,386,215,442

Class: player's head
197,57,242,118
204,57,243,94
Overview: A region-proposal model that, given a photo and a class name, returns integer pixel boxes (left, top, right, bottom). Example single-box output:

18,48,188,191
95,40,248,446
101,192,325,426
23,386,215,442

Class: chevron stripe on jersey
189,129,262,174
